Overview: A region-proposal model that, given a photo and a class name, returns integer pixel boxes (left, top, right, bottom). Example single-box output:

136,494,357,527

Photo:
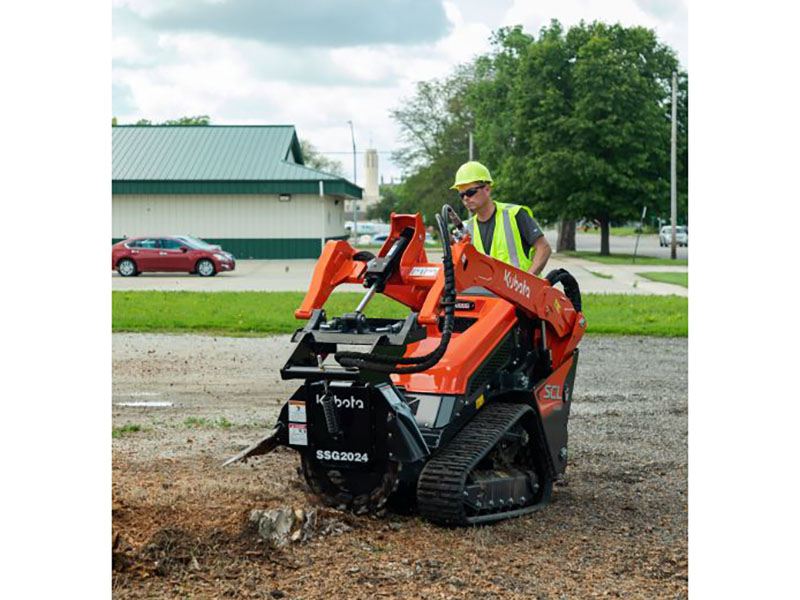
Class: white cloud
112,0,689,184
502,0,687,66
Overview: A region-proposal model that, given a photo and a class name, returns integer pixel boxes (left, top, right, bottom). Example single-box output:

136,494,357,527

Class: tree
469,21,686,255
299,139,345,176
120,115,211,126
366,185,403,221
390,65,478,224
162,115,211,126
564,23,679,253
470,24,574,244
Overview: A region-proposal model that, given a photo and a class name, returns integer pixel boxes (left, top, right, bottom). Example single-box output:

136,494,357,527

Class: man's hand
529,236,552,276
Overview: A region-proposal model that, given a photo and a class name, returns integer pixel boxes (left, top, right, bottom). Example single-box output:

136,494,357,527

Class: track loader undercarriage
226,206,585,526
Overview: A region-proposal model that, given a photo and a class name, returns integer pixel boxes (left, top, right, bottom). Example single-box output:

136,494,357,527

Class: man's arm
515,209,551,276
529,235,551,276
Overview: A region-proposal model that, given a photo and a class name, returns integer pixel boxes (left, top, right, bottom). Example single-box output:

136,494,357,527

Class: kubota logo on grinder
503,270,531,299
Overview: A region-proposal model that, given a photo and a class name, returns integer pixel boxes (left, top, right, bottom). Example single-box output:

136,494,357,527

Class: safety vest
465,201,535,271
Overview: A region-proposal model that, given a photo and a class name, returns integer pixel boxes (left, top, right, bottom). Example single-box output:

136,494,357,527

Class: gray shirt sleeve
515,209,544,247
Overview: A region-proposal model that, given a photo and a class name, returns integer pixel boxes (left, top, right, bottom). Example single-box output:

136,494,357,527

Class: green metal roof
112,125,361,198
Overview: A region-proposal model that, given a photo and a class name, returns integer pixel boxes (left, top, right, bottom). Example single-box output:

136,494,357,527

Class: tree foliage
162,115,211,126
390,65,477,224
366,185,403,221
471,21,686,254
299,139,345,176
113,115,212,126
390,20,688,255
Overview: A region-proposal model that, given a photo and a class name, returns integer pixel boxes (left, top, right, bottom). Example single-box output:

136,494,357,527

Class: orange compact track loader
226,205,585,525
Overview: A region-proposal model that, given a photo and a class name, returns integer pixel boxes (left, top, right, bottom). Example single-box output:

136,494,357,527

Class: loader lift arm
292,205,584,372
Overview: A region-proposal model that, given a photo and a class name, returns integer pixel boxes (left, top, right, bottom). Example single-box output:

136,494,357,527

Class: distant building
112,125,362,258
345,148,379,220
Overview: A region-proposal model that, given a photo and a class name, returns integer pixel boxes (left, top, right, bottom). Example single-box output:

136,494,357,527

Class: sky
112,0,688,187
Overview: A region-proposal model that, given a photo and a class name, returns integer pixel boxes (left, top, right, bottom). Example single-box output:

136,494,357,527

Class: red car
112,236,236,277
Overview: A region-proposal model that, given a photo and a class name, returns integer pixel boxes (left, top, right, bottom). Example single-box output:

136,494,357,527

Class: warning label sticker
288,400,307,423
289,423,308,446
410,266,440,277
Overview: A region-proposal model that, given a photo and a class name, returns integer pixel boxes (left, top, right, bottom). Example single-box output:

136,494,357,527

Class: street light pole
670,71,678,260
347,120,357,243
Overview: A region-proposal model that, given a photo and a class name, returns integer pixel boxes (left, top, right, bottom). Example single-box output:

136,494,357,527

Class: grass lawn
637,271,688,288
561,250,688,266
113,291,687,337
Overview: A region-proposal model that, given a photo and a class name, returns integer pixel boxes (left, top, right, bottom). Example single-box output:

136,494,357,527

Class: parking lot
113,232,687,297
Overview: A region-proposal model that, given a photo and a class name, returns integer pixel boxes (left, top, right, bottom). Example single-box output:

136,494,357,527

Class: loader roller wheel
416,402,552,526
300,454,399,515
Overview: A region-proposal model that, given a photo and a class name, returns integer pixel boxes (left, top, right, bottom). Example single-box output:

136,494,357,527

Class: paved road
113,231,687,297
544,230,689,261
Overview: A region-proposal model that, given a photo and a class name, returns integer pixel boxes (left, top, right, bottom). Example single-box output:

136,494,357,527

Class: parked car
659,225,688,247
372,232,437,246
112,236,236,277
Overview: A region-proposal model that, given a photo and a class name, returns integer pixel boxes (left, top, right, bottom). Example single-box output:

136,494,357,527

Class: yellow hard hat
451,161,493,189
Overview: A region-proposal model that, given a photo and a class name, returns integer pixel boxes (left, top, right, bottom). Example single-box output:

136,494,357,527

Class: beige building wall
112,194,347,239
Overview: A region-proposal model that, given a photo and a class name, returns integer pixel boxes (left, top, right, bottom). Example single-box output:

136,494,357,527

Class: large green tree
470,25,574,243
470,21,687,255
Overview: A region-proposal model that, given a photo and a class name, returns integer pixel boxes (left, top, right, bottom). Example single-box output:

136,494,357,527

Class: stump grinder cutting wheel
226,205,585,526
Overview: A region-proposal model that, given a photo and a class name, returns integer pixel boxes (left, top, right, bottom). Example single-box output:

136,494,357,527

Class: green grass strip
113,291,686,337
582,294,686,336
588,270,613,279
637,271,688,288
561,250,688,266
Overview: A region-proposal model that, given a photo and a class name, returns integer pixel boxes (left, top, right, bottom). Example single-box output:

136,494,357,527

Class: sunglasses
458,184,486,199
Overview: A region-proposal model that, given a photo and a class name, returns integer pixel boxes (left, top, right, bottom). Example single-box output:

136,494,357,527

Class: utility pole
633,206,647,263
670,71,678,260
468,132,474,161
347,120,357,242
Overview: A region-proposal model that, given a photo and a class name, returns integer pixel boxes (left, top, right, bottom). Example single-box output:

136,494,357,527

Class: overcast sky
112,0,688,186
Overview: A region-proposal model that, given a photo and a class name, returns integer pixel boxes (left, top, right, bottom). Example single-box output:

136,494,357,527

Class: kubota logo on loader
503,270,531,299
315,393,365,410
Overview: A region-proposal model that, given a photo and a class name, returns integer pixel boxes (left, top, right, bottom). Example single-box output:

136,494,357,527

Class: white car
659,225,688,247
372,233,437,246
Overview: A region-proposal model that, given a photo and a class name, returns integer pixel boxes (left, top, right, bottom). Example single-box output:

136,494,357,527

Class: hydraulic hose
334,208,457,374
544,268,582,312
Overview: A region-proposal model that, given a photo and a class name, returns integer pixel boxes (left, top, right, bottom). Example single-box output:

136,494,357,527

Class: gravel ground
112,333,687,599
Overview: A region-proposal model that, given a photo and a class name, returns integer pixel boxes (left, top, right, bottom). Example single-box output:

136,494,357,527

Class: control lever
442,204,467,241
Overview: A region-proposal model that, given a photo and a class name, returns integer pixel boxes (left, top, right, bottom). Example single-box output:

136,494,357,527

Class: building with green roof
112,125,361,258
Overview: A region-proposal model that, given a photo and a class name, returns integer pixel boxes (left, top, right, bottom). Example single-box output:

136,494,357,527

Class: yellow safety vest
465,201,535,271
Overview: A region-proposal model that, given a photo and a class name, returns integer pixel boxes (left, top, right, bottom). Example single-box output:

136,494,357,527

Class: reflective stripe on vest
466,201,533,271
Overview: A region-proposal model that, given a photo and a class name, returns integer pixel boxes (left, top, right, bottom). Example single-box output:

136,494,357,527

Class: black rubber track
416,402,552,526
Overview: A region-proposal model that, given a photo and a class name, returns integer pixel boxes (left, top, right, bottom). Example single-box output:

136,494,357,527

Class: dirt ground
112,333,687,599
